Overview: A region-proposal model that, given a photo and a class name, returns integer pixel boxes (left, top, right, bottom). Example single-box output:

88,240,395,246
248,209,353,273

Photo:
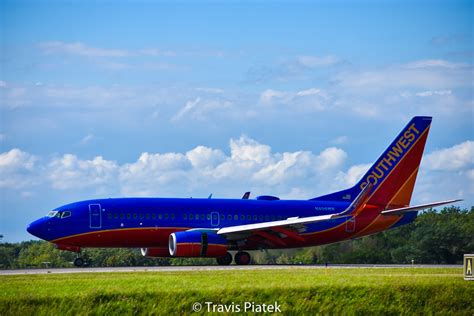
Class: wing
217,185,373,243
381,199,462,216
216,213,350,246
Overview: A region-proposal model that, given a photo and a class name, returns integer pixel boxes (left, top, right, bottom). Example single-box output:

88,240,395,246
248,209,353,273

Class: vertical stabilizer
312,116,432,208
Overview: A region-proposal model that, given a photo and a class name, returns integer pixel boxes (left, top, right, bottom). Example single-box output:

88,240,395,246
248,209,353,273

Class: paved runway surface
0,264,462,275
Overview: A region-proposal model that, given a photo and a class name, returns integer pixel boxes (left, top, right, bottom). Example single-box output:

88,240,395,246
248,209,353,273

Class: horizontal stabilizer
381,199,462,216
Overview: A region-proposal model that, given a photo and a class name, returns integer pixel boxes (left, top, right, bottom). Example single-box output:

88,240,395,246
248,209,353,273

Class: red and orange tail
362,116,431,208
313,116,432,209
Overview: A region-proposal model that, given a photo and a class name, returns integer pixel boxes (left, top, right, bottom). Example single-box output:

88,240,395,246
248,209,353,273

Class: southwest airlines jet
27,117,460,267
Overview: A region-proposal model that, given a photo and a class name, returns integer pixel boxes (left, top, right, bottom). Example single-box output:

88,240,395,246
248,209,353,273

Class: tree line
1,206,472,269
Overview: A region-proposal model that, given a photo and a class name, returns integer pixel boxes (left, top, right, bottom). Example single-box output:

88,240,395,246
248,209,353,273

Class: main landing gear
216,251,252,265
73,254,91,267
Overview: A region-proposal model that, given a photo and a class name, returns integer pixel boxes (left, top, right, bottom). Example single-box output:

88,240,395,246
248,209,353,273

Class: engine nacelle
169,230,228,257
140,247,171,257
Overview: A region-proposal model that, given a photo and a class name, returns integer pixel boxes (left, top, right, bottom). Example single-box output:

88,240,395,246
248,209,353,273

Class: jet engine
169,230,228,257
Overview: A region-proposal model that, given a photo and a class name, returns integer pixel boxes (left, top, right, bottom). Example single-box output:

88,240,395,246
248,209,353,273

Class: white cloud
297,55,341,68
172,97,201,121
423,141,474,171
138,48,177,57
0,148,36,172
403,59,467,69
415,90,452,97
259,89,289,105
330,136,348,145
119,152,192,196
48,154,118,190
259,87,329,111
336,59,471,91
229,136,272,164
336,163,371,187
79,133,95,145
40,41,129,58
172,97,232,121
3,136,473,206
0,149,38,188
186,146,226,169
195,87,224,94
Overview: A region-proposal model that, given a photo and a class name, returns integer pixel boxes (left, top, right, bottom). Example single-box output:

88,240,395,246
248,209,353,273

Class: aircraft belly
52,227,188,248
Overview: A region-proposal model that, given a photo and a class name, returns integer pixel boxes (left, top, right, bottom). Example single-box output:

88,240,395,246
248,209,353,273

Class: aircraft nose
27,218,48,240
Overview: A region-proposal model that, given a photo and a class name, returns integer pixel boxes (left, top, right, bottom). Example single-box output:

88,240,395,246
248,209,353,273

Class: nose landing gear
73,257,84,267
73,253,91,267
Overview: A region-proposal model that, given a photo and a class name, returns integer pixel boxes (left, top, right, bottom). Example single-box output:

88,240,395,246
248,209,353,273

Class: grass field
0,267,472,315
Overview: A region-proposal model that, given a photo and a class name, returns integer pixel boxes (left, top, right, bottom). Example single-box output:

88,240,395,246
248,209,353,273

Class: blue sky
1,1,473,242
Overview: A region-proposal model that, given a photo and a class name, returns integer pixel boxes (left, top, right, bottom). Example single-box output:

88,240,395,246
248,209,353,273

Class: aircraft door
345,217,355,233
210,211,219,227
89,204,102,229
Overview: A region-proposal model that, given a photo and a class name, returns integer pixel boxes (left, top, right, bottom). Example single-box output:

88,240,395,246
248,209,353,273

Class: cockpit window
47,210,72,219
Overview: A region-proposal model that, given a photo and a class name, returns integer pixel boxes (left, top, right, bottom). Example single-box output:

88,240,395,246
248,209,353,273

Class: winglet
242,192,251,199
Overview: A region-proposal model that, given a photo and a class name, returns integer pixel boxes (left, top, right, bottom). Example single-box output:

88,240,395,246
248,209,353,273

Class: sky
0,0,473,242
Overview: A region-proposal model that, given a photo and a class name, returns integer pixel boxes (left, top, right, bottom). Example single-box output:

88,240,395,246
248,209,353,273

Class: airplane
27,116,461,267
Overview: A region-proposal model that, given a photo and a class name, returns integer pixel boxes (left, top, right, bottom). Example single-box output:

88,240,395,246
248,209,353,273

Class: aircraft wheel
73,257,84,267
216,252,233,265
235,251,251,265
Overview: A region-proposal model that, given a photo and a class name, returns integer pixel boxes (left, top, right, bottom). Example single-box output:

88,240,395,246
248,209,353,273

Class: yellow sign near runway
464,254,473,281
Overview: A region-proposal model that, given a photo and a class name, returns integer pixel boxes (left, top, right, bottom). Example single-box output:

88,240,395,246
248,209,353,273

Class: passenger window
240,215,245,220
259,215,263,221
133,213,138,220
127,214,131,219
114,213,118,219
207,214,211,220
277,215,282,220
189,214,194,220
152,214,156,220
120,213,125,219
171,214,175,220
271,215,276,221
164,214,169,220
200,214,205,220
234,214,238,220
183,213,187,220
227,214,232,220
247,215,251,221
265,215,270,221
253,215,258,220
158,214,163,220
220,214,225,220
145,213,150,220
107,213,112,220
139,213,144,219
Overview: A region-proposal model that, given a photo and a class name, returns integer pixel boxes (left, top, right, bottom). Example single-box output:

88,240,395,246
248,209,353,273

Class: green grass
0,268,472,315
